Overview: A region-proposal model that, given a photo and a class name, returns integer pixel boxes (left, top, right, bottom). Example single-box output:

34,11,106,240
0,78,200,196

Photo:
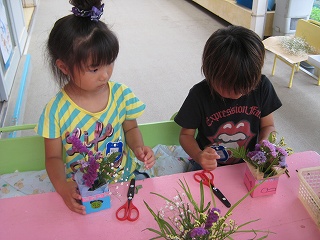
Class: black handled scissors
194,170,231,208
116,179,139,221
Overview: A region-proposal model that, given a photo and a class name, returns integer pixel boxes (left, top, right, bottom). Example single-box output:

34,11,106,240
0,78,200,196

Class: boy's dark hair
47,0,119,87
202,25,265,95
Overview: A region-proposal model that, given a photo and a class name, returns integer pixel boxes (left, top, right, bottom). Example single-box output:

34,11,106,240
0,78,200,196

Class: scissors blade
127,179,135,200
210,185,231,208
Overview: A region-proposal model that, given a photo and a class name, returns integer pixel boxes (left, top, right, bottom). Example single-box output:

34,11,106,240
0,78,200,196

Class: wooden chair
0,121,181,174
263,19,320,88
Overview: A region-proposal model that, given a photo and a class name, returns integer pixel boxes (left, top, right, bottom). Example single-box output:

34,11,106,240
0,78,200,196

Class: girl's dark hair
202,25,265,95
47,0,119,87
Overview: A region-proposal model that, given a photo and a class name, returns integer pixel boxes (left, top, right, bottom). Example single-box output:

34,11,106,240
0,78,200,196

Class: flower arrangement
280,36,317,56
144,179,272,239
230,132,293,179
68,135,123,191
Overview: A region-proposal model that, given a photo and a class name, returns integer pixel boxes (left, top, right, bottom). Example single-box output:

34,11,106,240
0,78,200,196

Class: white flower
280,36,316,56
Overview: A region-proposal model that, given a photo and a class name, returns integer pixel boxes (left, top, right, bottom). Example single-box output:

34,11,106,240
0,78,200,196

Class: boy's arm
179,128,219,170
259,113,276,142
179,128,202,160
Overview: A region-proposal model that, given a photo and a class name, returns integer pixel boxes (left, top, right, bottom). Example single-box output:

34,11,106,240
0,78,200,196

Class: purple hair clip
71,3,104,22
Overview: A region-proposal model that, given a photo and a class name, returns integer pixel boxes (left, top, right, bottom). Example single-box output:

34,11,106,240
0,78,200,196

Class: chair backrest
0,121,181,174
295,19,320,53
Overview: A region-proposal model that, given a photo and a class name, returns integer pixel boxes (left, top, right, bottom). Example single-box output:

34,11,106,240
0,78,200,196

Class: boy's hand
134,146,155,169
58,181,86,215
196,147,220,171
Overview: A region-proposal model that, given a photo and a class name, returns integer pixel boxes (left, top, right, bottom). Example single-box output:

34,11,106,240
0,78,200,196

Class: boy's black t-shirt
174,75,282,165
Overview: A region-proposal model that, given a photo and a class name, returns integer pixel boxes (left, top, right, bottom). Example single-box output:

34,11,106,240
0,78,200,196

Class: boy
174,26,282,171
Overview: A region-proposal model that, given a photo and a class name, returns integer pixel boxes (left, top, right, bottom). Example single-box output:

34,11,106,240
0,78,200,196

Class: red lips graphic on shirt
208,120,254,154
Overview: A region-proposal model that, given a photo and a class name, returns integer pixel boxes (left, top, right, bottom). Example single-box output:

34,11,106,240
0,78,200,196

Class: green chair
0,121,181,174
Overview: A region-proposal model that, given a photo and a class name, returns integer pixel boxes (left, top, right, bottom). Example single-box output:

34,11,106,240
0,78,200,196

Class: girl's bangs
89,38,118,66
75,31,118,69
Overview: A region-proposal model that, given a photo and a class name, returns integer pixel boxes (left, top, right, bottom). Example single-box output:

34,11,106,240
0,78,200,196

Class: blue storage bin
237,0,275,11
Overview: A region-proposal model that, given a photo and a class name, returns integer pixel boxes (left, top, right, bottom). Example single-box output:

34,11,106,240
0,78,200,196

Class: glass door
0,0,27,101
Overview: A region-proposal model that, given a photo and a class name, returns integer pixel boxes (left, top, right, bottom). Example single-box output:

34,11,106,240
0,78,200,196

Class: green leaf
178,179,201,213
228,146,247,159
199,180,205,212
143,228,166,239
144,200,178,237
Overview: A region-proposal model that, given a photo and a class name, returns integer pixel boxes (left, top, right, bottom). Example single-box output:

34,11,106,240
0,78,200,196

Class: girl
35,0,155,215
174,26,282,171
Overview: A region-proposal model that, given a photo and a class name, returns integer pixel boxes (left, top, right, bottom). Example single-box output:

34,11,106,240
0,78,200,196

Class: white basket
298,166,320,228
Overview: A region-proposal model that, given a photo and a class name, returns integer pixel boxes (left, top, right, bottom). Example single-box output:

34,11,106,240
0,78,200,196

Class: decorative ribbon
71,3,104,22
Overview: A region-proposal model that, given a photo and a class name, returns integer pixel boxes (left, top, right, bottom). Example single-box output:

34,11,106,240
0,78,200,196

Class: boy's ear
56,59,69,75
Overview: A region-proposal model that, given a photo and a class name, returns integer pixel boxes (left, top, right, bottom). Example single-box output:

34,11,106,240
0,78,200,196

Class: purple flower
189,227,209,238
254,143,261,151
69,133,119,189
87,150,94,159
276,146,288,157
261,140,277,158
78,159,89,168
205,208,220,229
247,151,267,164
69,135,89,154
279,156,288,168
82,155,100,187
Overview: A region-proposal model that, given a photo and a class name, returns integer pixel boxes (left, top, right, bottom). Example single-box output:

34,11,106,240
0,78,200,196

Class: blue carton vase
82,192,111,214
74,171,111,214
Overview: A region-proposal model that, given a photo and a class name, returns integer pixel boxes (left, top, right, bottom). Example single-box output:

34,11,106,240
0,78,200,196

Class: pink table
1,151,320,240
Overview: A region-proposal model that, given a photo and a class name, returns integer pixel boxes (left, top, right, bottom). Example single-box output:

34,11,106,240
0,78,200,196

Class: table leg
288,64,296,88
272,55,277,75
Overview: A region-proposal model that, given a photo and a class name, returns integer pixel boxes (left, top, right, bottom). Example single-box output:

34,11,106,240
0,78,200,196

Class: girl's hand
58,181,86,215
196,147,220,171
134,146,155,169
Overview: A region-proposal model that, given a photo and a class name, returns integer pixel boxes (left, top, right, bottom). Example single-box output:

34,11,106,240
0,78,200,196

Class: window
310,0,320,22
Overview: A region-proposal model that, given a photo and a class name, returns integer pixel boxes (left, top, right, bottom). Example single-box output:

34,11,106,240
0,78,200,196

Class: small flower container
244,165,279,198
230,132,290,198
74,171,111,214
82,192,111,214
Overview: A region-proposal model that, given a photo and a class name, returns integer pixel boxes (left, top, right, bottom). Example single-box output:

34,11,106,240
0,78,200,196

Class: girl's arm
259,113,276,142
179,128,219,171
44,138,85,214
123,119,155,169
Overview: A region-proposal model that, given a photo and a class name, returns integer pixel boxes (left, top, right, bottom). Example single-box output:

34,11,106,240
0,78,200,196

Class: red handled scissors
194,170,231,208
116,179,139,221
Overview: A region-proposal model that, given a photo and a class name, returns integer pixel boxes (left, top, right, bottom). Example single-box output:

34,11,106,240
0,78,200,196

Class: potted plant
230,132,292,197
69,135,122,214
144,179,273,239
